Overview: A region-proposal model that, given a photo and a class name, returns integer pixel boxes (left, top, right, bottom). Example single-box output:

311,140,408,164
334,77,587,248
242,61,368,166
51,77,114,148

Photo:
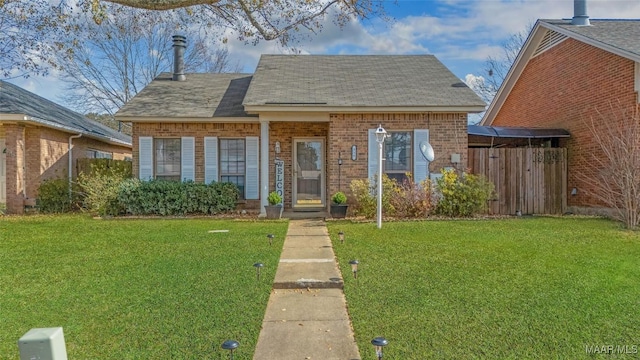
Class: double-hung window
384,132,412,183
368,129,429,185
220,139,246,199
155,138,181,181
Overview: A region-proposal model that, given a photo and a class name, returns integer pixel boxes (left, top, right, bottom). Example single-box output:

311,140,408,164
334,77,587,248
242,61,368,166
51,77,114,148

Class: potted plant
265,191,283,219
330,191,348,219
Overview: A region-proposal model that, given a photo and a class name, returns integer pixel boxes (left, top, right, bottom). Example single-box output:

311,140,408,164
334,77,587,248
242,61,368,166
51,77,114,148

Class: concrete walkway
253,219,361,360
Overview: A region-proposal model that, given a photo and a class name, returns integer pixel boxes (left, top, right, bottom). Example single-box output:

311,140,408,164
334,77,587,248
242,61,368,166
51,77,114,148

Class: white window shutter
181,137,195,181
245,136,259,199
204,137,218,184
368,129,378,180
413,129,430,184
139,136,153,180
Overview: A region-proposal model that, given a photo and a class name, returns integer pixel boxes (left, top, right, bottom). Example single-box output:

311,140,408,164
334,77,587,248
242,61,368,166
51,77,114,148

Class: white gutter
68,134,82,199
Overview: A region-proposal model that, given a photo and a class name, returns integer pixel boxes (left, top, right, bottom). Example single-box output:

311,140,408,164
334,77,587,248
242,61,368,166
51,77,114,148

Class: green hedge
117,179,239,216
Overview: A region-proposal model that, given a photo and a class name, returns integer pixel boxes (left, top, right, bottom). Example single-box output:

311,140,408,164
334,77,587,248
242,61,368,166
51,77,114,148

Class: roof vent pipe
172,35,186,81
572,0,590,26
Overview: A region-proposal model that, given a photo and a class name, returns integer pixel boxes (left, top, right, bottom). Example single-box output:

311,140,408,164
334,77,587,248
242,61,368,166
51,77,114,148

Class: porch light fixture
274,141,281,154
338,231,345,244
253,262,264,281
267,234,275,246
375,124,387,229
349,259,359,279
221,339,239,360
371,337,388,360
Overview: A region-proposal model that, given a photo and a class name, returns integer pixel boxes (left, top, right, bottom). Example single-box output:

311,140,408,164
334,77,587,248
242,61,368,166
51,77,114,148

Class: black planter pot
330,204,348,219
264,205,283,219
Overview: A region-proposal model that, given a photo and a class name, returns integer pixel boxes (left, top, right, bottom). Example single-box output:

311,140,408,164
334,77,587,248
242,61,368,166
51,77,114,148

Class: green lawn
328,217,640,359
0,215,288,359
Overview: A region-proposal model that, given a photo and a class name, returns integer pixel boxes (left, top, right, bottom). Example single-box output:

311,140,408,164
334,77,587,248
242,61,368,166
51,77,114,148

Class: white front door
292,138,325,209
0,139,6,204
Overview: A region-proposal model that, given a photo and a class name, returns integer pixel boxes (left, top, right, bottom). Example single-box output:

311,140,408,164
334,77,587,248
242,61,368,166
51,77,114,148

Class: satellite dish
419,141,435,162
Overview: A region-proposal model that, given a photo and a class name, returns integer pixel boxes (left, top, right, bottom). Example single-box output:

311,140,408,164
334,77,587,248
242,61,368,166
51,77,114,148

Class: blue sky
9,0,640,112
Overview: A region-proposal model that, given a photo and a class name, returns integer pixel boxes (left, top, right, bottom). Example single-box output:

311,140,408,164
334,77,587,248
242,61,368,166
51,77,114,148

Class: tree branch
103,0,221,10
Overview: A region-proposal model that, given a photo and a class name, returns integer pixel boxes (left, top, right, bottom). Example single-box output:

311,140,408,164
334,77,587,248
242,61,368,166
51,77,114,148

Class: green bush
267,191,282,205
434,169,494,217
38,177,81,213
349,174,397,218
117,179,239,216
331,191,347,204
77,162,132,216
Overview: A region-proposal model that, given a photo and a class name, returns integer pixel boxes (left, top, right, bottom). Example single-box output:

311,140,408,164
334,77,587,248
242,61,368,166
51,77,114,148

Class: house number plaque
351,145,357,161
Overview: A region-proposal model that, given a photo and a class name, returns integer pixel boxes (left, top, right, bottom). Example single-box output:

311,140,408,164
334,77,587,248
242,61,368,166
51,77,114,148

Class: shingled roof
244,55,485,109
541,19,640,60
0,80,131,146
116,73,255,119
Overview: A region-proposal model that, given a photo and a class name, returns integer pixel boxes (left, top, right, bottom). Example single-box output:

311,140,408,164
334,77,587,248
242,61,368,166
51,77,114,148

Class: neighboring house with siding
116,42,485,215
481,13,640,214
0,80,132,214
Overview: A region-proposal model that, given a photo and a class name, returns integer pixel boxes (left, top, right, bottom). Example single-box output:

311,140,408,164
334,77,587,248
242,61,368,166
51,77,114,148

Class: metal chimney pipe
572,0,590,26
172,35,186,81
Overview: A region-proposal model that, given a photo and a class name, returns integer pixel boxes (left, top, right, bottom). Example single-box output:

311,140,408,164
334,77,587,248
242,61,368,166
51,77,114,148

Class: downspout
69,134,82,200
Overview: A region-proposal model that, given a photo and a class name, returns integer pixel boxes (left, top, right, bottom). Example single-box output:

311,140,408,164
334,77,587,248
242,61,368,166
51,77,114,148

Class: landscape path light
267,234,275,246
349,259,359,280
338,231,345,244
253,262,264,281
371,337,388,360
221,339,239,360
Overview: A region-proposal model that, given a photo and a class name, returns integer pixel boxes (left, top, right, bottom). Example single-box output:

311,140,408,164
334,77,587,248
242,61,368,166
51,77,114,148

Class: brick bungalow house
0,80,132,214
116,38,485,216
481,5,640,213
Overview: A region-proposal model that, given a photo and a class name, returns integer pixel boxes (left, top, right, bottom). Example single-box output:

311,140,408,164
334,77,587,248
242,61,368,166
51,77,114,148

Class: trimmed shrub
117,179,239,216
38,178,81,213
434,169,494,217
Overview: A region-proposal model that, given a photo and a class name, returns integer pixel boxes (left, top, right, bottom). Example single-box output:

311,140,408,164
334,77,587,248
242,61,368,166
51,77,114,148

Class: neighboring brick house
481,14,640,213
0,80,132,214
116,42,485,215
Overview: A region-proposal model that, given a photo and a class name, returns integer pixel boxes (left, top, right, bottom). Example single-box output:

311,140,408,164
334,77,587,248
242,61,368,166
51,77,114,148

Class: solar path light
253,262,264,281
338,231,345,244
371,337,388,360
221,339,239,360
349,259,359,279
267,234,275,246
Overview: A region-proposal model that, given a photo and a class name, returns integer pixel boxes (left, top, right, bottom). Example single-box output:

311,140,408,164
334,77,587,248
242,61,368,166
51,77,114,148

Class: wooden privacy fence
468,148,568,215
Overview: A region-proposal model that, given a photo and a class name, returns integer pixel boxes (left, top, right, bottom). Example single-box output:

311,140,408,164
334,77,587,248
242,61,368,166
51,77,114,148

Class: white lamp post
375,124,387,229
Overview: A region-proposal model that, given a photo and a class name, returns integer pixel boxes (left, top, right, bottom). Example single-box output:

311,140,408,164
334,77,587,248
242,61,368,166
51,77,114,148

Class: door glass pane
295,141,322,205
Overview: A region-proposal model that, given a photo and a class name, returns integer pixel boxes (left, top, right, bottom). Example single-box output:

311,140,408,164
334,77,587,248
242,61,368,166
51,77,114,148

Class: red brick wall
132,113,468,211
134,122,262,208
492,38,637,208
328,113,468,207
2,124,131,214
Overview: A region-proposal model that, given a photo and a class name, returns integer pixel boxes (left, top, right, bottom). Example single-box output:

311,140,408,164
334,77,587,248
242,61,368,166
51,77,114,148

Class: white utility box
18,327,68,360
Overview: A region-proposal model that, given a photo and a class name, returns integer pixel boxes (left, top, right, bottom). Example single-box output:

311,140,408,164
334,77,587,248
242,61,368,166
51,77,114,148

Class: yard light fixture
253,262,264,281
375,124,387,229
371,337,388,360
267,234,275,246
221,339,239,360
338,231,345,244
349,259,359,279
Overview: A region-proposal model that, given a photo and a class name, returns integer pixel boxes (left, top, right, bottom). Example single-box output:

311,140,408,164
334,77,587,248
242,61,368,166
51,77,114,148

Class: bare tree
580,102,640,229
469,24,532,104
1,0,384,78
56,5,242,116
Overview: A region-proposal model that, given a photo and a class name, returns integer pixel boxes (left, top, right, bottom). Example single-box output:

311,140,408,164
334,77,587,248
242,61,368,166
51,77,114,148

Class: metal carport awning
468,125,570,138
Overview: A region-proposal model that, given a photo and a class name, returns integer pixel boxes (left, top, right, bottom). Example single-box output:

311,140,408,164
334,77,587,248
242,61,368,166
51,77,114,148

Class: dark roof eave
468,125,571,139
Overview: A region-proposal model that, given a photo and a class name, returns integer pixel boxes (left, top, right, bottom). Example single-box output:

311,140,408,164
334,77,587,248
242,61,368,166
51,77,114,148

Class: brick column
5,124,25,214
